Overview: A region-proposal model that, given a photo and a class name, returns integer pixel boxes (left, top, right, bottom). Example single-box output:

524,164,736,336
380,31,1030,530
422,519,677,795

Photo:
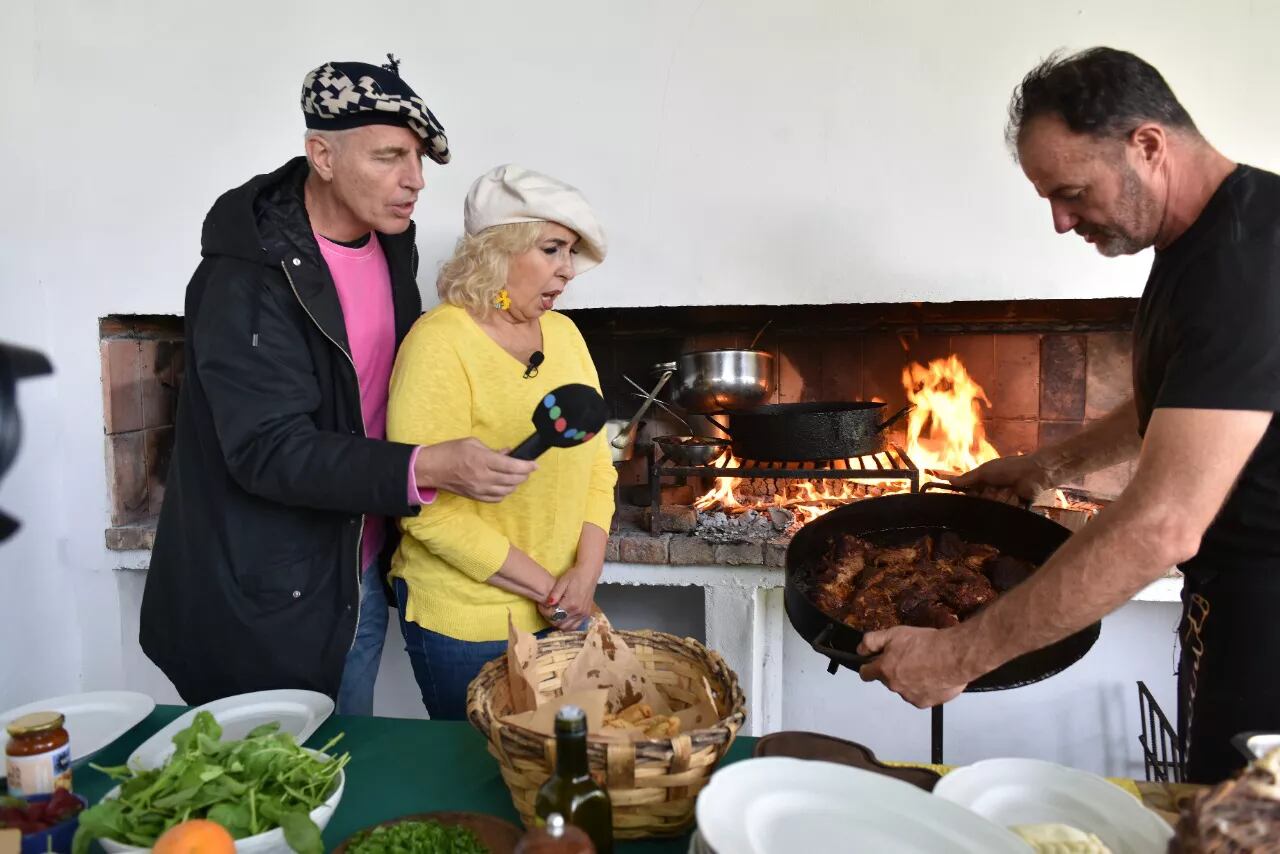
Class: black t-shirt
1133,164,1280,581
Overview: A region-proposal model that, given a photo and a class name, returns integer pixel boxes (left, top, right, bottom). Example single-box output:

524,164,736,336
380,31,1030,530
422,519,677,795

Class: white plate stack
694,757,1029,854
932,757,1175,854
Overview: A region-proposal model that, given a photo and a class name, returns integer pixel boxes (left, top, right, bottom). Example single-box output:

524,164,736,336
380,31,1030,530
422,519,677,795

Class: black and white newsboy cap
301,54,450,164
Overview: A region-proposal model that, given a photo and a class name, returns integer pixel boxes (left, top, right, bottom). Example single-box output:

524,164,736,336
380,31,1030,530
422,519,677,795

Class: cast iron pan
784,490,1101,692
706,401,913,461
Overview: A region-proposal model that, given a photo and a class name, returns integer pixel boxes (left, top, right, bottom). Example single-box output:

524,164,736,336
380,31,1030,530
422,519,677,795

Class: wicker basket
466,629,746,839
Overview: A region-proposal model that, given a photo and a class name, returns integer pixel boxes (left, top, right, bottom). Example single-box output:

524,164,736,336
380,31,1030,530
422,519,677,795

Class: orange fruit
153,819,236,854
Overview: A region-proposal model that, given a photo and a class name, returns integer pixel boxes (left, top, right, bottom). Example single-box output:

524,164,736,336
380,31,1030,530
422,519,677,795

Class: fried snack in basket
499,617,716,744
601,702,683,739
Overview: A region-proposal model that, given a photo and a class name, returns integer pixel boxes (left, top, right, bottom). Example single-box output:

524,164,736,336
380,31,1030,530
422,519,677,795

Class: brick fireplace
100,298,1138,559
564,297,1138,568
100,315,183,551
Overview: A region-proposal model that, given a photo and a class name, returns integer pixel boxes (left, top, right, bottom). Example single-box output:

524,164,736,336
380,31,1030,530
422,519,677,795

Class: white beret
463,164,607,274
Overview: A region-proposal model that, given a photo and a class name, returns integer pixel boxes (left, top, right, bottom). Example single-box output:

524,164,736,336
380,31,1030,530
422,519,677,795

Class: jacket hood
200,157,318,268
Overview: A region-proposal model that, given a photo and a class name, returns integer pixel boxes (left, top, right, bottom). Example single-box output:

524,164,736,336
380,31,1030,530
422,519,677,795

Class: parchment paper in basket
562,618,672,715
562,620,721,740
506,610,541,715
671,676,722,733
499,617,721,742
500,688,610,735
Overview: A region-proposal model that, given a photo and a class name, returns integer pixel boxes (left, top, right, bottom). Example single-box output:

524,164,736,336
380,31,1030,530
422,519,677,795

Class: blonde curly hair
436,221,547,316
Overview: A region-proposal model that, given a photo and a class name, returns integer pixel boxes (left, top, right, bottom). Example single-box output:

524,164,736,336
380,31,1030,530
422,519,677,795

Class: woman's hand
535,598,594,631
547,563,601,628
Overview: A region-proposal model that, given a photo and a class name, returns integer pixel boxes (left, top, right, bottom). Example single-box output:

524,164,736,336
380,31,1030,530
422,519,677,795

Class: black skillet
705,401,913,461
784,486,1101,691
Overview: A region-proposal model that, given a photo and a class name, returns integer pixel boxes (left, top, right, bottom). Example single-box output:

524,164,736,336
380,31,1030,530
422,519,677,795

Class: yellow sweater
386,304,617,641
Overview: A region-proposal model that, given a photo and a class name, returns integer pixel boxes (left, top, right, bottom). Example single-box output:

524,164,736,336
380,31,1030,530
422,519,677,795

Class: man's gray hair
303,128,355,173
304,127,353,150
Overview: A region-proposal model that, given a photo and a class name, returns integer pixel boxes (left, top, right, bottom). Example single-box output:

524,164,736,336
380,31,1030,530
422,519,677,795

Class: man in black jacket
141,57,536,708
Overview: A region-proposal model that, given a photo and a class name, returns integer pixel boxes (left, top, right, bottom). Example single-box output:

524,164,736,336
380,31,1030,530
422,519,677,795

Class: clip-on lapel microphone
523,350,544,379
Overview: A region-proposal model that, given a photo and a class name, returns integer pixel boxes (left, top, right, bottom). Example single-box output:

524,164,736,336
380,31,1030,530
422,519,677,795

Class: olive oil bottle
534,705,613,853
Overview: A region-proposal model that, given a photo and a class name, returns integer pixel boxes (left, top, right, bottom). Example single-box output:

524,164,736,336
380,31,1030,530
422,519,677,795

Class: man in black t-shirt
857,47,1280,782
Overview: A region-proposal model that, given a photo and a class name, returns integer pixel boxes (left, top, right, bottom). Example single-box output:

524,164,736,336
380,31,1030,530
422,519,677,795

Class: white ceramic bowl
96,751,344,854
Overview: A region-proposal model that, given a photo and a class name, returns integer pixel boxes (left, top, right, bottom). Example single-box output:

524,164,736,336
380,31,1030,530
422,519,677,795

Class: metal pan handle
702,414,734,438
922,480,1032,510
612,369,674,448
811,624,878,672
875,403,914,433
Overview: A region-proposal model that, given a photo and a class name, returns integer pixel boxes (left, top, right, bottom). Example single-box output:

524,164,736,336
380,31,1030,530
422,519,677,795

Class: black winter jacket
141,157,423,703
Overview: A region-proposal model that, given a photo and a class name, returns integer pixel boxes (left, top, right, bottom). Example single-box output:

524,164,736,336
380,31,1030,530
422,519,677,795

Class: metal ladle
611,368,675,449
627,390,695,433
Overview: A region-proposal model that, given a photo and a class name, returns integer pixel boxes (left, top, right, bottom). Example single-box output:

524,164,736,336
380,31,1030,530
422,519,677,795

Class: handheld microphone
509,384,609,461
523,350,544,379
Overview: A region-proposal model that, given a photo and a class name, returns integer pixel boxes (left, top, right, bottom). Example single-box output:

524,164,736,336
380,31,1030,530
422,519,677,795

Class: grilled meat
811,532,1031,631
986,554,1036,592
813,535,869,614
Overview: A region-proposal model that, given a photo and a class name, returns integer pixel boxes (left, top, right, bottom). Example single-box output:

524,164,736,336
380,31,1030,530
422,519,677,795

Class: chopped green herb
345,819,490,854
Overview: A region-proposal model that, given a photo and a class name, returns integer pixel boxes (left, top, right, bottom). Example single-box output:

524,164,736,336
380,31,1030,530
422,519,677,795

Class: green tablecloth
74,706,756,853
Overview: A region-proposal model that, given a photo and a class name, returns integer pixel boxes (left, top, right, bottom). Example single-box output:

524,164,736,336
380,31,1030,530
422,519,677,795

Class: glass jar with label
5,711,72,796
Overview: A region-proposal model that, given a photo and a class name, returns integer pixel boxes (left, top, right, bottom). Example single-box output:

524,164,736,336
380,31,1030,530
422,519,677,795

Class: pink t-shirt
316,232,433,573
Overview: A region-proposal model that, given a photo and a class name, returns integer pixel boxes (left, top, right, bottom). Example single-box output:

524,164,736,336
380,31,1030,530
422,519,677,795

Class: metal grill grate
649,444,922,524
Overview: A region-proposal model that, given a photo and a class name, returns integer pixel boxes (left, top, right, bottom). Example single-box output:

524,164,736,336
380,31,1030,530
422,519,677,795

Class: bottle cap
6,711,65,738
554,704,587,734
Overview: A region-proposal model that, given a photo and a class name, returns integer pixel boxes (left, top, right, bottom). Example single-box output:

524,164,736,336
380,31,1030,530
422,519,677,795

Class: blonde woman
386,164,617,719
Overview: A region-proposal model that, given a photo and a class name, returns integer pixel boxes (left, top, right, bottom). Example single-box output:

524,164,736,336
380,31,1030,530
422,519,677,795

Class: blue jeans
336,566,388,716
393,578,544,721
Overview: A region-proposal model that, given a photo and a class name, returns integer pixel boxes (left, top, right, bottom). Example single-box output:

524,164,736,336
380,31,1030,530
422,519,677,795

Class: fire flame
901,355,1000,484
693,456,742,513
692,353,1006,527
691,454,908,525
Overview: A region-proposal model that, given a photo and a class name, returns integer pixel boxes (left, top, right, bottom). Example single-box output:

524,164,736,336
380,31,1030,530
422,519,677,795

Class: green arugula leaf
72,799,127,854
276,810,324,854
245,721,282,739
205,802,254,839
171,711,222,754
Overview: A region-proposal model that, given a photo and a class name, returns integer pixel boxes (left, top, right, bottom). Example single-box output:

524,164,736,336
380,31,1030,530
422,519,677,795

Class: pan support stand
932,705,944,765
824,657,946,764
642,442,937,751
